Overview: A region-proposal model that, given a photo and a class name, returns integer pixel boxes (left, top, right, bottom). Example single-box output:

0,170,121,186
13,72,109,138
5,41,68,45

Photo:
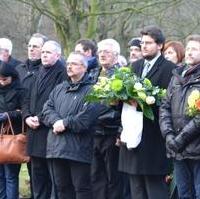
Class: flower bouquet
186,89,200,117
86,67,166,121
86,66,166,148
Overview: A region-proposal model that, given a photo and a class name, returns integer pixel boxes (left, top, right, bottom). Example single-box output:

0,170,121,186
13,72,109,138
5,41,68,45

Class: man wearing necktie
119,25,176,199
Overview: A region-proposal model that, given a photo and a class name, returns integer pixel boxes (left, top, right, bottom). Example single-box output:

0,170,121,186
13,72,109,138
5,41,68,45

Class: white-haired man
91,38,122,199
0,37,21,67
22,40,67,199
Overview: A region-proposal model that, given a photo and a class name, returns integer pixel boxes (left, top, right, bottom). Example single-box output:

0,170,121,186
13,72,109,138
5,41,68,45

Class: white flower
134,82,143,90
146,96,156,105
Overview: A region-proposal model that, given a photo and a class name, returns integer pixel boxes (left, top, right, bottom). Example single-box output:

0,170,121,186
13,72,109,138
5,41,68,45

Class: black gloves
166,133,185,153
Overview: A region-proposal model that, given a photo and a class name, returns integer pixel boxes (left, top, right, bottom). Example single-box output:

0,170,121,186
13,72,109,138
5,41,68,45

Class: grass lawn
19,164,31,198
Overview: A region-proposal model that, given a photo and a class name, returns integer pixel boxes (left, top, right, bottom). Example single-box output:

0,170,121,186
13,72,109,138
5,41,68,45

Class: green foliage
86,66,166,120
19,164,31,198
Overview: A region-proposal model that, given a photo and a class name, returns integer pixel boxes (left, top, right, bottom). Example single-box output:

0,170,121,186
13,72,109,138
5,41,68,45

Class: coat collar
136,55,165,78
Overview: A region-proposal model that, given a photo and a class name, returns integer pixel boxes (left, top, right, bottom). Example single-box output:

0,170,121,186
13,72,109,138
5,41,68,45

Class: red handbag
0,113,30,164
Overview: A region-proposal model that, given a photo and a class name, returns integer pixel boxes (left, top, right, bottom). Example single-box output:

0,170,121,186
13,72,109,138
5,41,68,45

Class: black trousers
31,156,51,199
47,158,92,199
129,174,169,199
91,135,121,199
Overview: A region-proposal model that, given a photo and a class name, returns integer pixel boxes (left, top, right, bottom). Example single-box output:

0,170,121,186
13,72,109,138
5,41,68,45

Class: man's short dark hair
140,25,165,44
76,39,97,56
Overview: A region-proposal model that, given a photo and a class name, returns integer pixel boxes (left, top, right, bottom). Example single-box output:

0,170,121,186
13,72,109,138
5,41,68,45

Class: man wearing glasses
16,33,48,199
119,25,176,199
42,52,99,199
91,39,122,199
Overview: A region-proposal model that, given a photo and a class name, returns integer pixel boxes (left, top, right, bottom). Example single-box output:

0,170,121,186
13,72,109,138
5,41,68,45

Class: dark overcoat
119,55,176,175
22,60,67,157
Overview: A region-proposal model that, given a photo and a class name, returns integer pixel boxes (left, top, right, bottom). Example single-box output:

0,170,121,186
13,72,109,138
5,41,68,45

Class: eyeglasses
97,50,113,55
66,62,83,66
27,44,41,49
140,41,156,45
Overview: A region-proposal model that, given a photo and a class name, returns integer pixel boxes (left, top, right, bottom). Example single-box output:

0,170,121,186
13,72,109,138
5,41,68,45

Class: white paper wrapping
120,102,143,149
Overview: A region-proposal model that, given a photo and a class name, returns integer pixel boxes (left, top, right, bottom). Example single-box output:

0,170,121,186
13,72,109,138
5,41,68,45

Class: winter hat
128,38,141,49
0,61,18,78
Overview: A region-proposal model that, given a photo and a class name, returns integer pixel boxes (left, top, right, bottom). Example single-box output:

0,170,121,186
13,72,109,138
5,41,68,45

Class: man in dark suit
119,25,176,199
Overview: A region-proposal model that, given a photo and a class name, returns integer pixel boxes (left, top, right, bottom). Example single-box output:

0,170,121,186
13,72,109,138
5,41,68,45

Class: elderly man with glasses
42,52,99,199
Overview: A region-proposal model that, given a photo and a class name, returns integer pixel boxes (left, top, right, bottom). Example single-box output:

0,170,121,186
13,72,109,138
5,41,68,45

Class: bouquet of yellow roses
186,89,200,117
86,67,166,120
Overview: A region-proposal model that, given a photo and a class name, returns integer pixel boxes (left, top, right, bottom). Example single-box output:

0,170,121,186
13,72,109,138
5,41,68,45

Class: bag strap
5,112,15,135
0,112,25,135
0,123,5,135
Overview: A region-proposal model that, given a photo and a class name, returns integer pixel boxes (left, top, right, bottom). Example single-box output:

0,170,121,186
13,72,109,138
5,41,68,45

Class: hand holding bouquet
86,67,166,120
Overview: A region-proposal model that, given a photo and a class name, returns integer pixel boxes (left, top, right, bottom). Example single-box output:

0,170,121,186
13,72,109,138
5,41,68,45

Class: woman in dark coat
0,61,24,199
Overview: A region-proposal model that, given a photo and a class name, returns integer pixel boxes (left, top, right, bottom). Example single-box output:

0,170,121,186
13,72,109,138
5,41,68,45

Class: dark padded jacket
160,64,200,160
42,75,99,163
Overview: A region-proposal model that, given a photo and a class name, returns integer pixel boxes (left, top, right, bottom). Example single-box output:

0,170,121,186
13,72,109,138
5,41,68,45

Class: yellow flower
110,79,123,92
188,90,200,108
119,67,131,73
93,84,101,91
137,91,147,101
104,84,110,91
143,78,152,88
99,77,108,86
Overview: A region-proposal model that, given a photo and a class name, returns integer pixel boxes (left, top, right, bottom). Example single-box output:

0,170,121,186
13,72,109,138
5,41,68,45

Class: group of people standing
0,24,200,199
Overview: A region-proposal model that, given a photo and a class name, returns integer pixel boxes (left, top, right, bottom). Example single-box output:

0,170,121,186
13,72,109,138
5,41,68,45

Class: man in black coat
16,33,48,93
119,25,176,199
16,33,48,199
22,40,67,199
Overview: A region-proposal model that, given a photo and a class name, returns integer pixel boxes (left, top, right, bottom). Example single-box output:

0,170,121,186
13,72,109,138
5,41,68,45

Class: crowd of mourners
0,25,200,199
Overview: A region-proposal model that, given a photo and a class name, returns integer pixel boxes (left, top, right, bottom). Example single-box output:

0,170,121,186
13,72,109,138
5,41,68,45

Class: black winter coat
15,59,42,93
7,56,21,68
119,55,176,175
22,60,67,157
42,75,99,163
0,79,24,134
160,64,200,160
